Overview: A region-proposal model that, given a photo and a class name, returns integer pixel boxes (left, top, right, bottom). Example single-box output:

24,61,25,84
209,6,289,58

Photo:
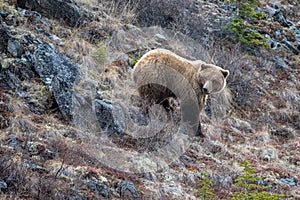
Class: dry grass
98,0,139,24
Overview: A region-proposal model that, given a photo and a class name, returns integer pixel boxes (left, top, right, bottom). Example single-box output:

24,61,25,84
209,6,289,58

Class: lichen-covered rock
17,0,83,27
0,19,80,121
267,4,300,55
3,44,70,119
0,23,9,53
0,180,7,189
116,180,140,199
33,43,80,121
33,43,79,86
273,9,291,27
7,38,23,57
95,99,126,135
25,160,48,173
83,180,111,198
6,136,19,150
0,58,23,89
0,23,34,89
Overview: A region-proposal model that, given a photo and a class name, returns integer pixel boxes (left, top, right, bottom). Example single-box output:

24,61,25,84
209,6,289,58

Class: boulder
83,180,111,198
116,180,140,199
0,20,80,121
33,43,80,121
17,0,82,27
95,99,126,135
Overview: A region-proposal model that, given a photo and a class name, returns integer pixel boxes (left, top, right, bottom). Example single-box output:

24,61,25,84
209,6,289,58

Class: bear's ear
222,70,229,79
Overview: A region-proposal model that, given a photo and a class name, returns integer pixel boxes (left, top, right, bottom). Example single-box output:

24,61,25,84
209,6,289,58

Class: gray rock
0,10,15,26
1,20,79,121
52,76,75,121
6,136,19,149
83,180,111,197
154,33,167,42
217,175,233,188
0,58,15,69
273,57,289,70
273,10,291,27
256,179,267,186
187,174,196,186
128,108,149,126
0,58,22,89
0,180,7,189
0,56,35,85
33,43,79,86
0,30,33,88
177,173,185,182
19,9,42,24
8,39,23,57
282,38,299,55
265,5,277,16
275,30,281,37
25,160,48,173
280,177,297,186
0,71,21,89
270,126,295,139
0,23,9,53
41,149,57,160
95,100,126,135
145,172,158,182
116,180,140,199
0,10,9,18
17,0,83,27
33,43,80,121
269,2,280,10
4,14,15,26
290,25,300,43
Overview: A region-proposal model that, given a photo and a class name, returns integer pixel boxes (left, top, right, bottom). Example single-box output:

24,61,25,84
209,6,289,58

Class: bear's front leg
195,122,205,137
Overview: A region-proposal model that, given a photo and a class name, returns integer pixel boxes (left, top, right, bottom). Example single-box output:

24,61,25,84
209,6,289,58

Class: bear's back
133,49,198,79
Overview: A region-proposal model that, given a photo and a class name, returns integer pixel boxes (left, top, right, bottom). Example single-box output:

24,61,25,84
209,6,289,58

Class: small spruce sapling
231,159,284,200
195,172,215,200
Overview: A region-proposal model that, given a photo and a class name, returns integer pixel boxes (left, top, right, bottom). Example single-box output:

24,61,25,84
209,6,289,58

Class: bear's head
197,63,229,94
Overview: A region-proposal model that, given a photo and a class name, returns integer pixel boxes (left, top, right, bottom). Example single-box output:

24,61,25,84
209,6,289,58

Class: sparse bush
0,154,28,196
195,172,215,200
194,160,284,199
227,0,266,22
129,50,142,66
224,0,269,49
93,41,107,65
231,159,284,200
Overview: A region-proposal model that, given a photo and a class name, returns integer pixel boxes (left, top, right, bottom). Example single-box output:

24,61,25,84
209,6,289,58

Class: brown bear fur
132,49,229,136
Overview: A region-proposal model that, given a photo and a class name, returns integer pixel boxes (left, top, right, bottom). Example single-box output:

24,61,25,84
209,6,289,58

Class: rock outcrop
17,0,83,27
0,19,80,121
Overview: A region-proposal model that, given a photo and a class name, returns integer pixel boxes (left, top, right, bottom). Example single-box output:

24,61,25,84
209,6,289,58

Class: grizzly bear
132,49,229,136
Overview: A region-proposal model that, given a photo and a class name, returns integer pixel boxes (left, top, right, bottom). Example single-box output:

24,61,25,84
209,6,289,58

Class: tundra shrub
195,172,215,200
224,0,269,48
231,159,284,200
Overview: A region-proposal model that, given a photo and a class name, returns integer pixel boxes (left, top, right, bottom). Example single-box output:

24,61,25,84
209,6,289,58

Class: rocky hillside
0,0,299,199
